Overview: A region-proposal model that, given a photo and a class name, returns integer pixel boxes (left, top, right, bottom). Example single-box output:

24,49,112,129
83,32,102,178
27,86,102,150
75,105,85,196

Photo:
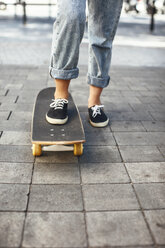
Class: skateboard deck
31,87,85,156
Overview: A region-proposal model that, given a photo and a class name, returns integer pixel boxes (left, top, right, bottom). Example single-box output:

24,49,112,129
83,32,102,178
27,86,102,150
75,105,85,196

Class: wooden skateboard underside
31,87,85,156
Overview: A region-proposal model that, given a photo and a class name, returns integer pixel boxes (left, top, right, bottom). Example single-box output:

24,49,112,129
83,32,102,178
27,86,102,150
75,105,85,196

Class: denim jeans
49,0,123,88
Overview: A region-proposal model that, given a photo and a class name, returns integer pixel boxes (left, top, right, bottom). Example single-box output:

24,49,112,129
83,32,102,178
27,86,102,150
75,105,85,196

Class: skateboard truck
32,143,83,156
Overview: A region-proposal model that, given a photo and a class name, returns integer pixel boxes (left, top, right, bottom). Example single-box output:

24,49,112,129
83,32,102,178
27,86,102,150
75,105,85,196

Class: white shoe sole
89,118,109,127
46,114,68,125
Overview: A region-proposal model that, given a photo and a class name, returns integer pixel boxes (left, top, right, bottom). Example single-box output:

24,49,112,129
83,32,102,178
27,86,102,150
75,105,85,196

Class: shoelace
91,105,104,118
50,99,68,110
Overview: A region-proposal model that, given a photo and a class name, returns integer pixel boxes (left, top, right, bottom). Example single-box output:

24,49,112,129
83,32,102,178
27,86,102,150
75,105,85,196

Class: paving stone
158,146,165,158
137,96,162,104
86,211,153,246
150,112,165,121
0,120,31,132
148,103,165,112
0,95,18,104
114,132,165,146
141,121,165,131
4,83,23,90
108,111,153,121
125,162,165,183
81,116,111,133
0,131,31,145
32,163,80,184
0,212,25,247
23,212,87,247
0,89,7,96
145,210,165,245
0,145,34,163
111,121,145,132
9,111,32,121
0,111,10,120
79,146,122,163
83,184,139,211
80,163,129,184
0,102,33,112
134,183,165,209
22,80,47,90
85,132,116,146
0,184,29,211
0,162,33,183
28,185,83,211
35,151,78,164
119,146,165,162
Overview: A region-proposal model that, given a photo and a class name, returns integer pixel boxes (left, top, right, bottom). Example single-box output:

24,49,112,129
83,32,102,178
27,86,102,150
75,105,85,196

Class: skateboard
31,87,85,156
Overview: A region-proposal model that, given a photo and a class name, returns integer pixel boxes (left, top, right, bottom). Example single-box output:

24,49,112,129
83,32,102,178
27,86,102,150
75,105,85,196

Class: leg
87,0,123,126
87,0,123,93
50,0,86,99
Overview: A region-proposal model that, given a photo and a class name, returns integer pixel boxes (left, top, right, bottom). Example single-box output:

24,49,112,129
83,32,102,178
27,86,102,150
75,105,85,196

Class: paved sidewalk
0,13,165,248
0,62,165,247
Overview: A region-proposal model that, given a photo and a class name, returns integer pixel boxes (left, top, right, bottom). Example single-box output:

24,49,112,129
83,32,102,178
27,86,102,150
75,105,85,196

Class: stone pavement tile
22,80,47,90
0,111,10,120
158,146,165,158
35,151,78,164
145,210,165,245
150,112,165,121
103,96,142,104
80,163,129,184
0,131,31,145
9,111,32,121
0,95,18,104
0,89,7,96
119,146,165,162
83,184,139,211
0,162,33,183
81,116,111,133
120,90,142,96
111,121,145,132
0,184,29,211
108,111,154,121
23,212,87,247
28,185,83,211
85,132,116,146
72,91,88,106
137,96,162,104
114,132,165,146
103,102,133,112
125,162,165,183
141,121,165,131
147,103,165,112
86,211,153,247
32,163,80,184
134,183,165,209
79,146,122,163
0,120,31,132
5,83,23,90
0,212,25,247
17,93,38,104
0,145,34,163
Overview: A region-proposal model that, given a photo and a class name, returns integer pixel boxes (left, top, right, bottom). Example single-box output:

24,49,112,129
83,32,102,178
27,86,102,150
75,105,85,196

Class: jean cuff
49,67,79,80
87,74,110,88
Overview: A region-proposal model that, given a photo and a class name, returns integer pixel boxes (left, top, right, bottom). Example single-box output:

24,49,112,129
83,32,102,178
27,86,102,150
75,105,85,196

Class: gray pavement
0,12,165,248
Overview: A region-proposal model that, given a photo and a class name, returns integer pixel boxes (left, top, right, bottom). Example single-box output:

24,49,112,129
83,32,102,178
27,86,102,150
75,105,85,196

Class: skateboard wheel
74,143,83,156
32,144,42,156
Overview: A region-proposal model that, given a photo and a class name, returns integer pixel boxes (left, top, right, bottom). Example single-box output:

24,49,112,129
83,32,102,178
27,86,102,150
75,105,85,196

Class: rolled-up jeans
49,0,123,88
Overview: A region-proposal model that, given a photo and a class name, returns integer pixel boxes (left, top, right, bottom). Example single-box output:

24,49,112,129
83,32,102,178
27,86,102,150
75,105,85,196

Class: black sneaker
46,98,68,124
88,105,109,127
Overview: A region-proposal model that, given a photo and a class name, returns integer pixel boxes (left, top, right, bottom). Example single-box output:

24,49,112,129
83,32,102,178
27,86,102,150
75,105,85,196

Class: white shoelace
50,99,68,110
91,105,104,118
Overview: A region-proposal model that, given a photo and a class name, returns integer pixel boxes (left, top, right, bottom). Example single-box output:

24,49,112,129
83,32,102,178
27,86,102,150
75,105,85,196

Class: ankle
54,92,69,100
88,98,101,108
